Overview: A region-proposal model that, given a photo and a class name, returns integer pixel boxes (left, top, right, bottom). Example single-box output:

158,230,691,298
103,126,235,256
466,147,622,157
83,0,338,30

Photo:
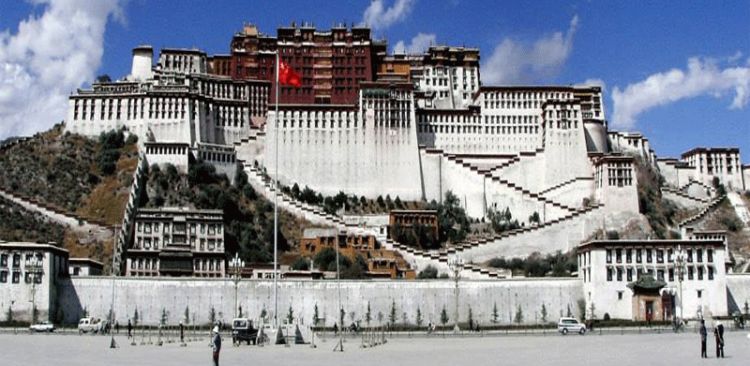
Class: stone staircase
661,186,710,204
437,150,579,217
678,195,726,228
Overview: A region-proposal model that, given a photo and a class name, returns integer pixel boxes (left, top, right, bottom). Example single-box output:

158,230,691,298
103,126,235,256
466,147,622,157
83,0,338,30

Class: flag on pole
278,60,301,88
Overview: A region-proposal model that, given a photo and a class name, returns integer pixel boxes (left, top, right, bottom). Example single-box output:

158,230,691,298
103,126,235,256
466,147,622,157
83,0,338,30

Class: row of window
483,91,574,101
136,221,222,235
133,237,224,252
0,270,43,284
605,265,715,282
418,124,540,135
603,248,715,265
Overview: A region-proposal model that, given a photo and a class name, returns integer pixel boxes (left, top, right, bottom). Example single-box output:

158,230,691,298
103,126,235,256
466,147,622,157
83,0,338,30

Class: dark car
232,318,259,345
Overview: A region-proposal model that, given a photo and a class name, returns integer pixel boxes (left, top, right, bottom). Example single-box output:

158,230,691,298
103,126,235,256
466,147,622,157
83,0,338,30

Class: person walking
715,322,724,358
127,319,132,338
115,321,120,334
699,319,708,358
179,321,184,344
211,325,222,366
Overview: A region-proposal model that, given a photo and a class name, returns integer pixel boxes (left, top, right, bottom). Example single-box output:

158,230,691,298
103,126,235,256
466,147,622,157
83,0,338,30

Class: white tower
130,45,154,81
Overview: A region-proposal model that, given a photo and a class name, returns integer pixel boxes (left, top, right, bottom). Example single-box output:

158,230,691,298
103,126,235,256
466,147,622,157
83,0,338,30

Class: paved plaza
1,331,748,366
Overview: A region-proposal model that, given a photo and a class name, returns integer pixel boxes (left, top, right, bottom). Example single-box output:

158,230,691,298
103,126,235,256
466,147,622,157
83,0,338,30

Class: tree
365,302,372,326
440,306,449,328
540,304,548,324
291,257,310,271
528,211,540,224
416,307,423,327
184,306,190,324
260,307,267,322
389,300,397,327
6,306,12,324
577,299,587,321
377,195,385,208
377,311,384,325
417,265,438,279
394,196,403,209
161,308,169,326
133,308,139,327
492,302,499,324
96,74,112,83
467,306,474,330
339,307,345,327
238,305,243,318
566,304,573,318
209,306,216,325
287,305,294,324
514,305,523,324
401,312,408,326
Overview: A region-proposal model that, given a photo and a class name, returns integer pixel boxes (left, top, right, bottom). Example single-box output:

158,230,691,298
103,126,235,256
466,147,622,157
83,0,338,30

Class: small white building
578,239,728,321
681,147,745,191
68,258,104,276
0,242,69,323
127,207,226,278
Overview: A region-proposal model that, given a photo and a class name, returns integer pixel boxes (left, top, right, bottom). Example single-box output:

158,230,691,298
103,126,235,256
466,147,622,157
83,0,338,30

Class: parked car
558,317,586,335
29,321,55,332
78,317,106,334
231,318,259,346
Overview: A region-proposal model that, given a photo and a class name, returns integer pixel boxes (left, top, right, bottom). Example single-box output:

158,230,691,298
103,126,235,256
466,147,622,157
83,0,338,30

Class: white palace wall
58,277,584,326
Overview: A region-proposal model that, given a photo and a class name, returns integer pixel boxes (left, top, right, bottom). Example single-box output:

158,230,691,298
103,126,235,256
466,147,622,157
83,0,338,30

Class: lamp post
229,253,245,319
671,245,687,327
109,225,120,348
447,256,464,333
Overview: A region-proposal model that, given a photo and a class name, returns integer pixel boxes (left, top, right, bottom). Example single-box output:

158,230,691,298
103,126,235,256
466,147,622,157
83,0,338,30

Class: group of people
699,319,725,359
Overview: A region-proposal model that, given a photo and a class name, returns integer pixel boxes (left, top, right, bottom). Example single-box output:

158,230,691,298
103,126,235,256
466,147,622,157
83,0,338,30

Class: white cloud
482,15,578,85
611,56,750,129
576,78,606,90
393,33,436,54
0,0,125,139
362,0,416,31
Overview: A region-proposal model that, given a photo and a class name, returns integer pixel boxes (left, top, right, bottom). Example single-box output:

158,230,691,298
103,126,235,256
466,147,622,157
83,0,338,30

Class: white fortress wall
540,178,595,209
58,277,584,326
542,104,593,190
458,207,603,261
489,151,547,193
662,190,707,209
261,90,423,201
727,274,750,314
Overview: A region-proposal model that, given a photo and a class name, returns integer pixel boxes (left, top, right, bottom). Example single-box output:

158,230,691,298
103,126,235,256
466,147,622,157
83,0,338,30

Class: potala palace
2,23,749,326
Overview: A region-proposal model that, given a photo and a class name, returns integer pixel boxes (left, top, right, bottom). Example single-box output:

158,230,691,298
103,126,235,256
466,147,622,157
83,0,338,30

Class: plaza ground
0,330,748,366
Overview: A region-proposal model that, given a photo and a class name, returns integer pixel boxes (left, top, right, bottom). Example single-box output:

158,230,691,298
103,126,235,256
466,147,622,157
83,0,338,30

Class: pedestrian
210,325,222,366
699,319,707,358
715,322,724,358
115,321,120,334
179,321,184,343
333,322,338,335
127,319,132,338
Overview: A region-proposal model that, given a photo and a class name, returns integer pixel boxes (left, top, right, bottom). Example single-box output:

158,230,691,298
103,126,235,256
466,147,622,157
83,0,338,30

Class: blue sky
1,0,748,162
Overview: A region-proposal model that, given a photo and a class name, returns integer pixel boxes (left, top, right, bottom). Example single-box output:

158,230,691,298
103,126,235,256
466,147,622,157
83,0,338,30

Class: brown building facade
208,23,386,105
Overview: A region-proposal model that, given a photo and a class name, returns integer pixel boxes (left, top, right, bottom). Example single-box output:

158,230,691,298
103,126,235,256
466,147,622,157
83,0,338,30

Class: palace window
687,249,693,263
697,290,702,298
606,249,612,264
656,249,664,263
0,271,7,283
697,249,703,263
0,254,7,267
616,267,623,281
627,268,633,282
668,268,674,282
12,272,20,284
708,267,714,280
636,249,642,263
606,267,613,281
626,249,632,263
616,249,622,263
646,250,652,263
707,249,714,263
688,267,694,280
698,267,704,280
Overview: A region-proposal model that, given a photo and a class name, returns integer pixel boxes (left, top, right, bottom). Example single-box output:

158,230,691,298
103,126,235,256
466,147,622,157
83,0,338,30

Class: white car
557,317,586,335
29,321,55,332
78,317,105,334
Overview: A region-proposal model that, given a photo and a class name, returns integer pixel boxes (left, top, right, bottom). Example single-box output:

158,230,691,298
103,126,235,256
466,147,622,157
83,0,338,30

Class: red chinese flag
278,61,302,88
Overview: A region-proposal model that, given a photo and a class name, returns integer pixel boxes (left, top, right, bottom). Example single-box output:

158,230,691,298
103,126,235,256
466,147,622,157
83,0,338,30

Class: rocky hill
0,125,137,268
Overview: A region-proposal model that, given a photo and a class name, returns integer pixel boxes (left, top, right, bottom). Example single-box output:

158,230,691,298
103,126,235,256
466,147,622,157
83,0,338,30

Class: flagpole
273,51,280,330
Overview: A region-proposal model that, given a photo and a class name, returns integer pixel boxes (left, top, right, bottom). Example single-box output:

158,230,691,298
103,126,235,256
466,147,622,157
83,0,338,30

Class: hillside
0,195,66,244
0,124,137,225
0,125,137,269
143,161,313,263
